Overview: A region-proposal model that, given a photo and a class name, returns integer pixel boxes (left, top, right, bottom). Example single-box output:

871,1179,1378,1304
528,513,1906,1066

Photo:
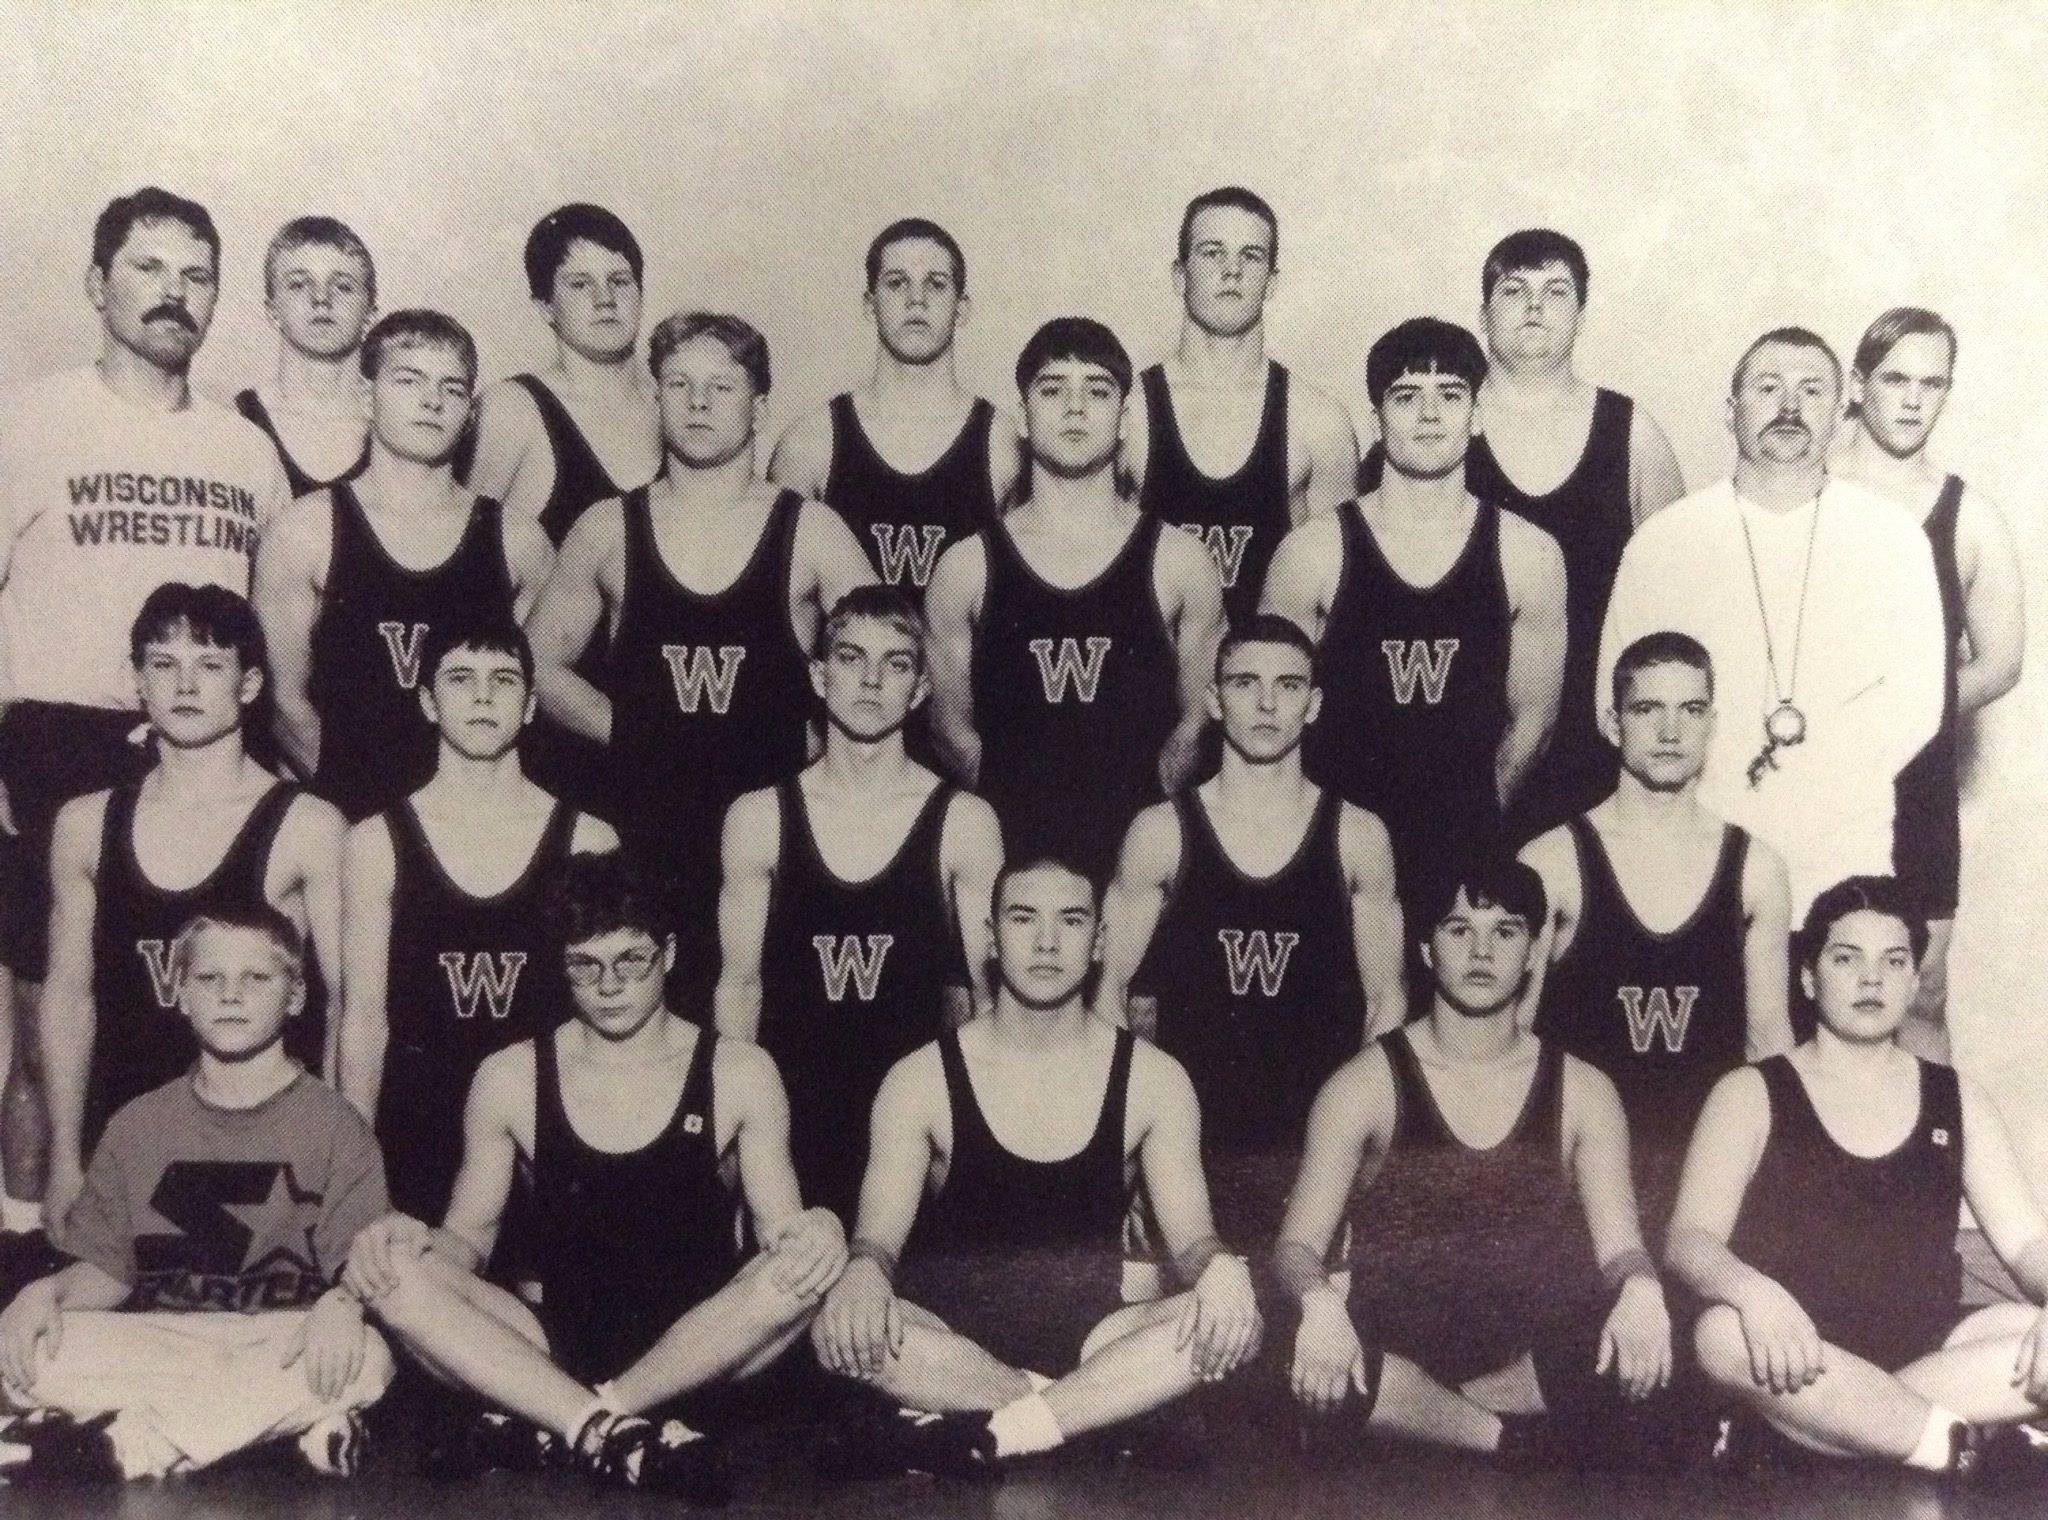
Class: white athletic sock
0,1196,41,1233
988,1393,1063,1458
566,1398,612,1446
1906,1405,1965,1471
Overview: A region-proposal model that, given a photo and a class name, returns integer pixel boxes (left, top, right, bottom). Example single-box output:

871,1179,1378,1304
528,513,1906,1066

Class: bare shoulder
1498,506,1565,568
1290,374,1357,438
770,402,835,486
712,1033,783,1101
927,532,988,602
876,1040,946,1119
941,789,1002,849
1120,799,1183,878
1519,822,1575,875
282,790,347,842
264,489,337,558
472,1039,538,1115
722,786,781,863
1335,799,1394,861
343,813,397,881
569,813,619,853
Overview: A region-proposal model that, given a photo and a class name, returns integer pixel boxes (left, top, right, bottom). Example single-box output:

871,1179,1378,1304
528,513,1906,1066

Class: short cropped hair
360,309,478,388
817,585,929,671
421,609,534,690
866,218,967,295
1215,612,1319,684
647,311,772,395
1366,317,1488,408
1418,855,1548,941
524,203,643,301
1797,874,1928,969
1481,229,1589,304
263,215,376,304
1611,630,1714,707
131,583,265,673
551,852,673,950
93,187,219,276
1731,326,1842,395
993,852,1102,915
1014,317,1133,397
170,904,307,985
1177,186,1279,269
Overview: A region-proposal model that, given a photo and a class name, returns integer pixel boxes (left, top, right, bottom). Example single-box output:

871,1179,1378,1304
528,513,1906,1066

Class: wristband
1173,1235,1230,1284
1600,1248,1659,1291
848,1238,898,1283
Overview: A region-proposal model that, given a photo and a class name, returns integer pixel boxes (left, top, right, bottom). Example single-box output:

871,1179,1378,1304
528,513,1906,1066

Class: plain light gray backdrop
1,0,2042,1165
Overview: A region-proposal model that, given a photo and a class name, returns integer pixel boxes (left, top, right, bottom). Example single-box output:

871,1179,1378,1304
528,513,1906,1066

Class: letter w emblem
869,523,949,588
1027,636,1113,704
661,645,748,715
136,939,180,1009
1379,638,1460,705
1217,929,1300,999
812,934,893,1002
1183,523,1255,589
439,951,527,1020
1616,985,1699,1055
378,621,430,690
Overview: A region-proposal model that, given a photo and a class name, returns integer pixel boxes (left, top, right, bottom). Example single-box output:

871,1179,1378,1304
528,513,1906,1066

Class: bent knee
1692,1305,1750,1387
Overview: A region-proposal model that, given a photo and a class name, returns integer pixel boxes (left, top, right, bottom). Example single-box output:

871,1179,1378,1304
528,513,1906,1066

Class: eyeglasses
564,947,664,987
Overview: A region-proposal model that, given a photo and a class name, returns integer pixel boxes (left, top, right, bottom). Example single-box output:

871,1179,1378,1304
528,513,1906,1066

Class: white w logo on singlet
1217,929,1300,999
136,939,179,1010
1179,523,1255,589
438,951,527,1020
377,621,430,690
812,934,894,1002
869,523,949,588
1379,638,1460,705
1027,636,1114,704
1616,985,1699,1055
660,645,748,715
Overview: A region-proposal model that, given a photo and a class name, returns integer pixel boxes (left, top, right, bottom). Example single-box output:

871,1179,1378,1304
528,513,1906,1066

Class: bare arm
251,497,332,779
725,1041,810,1237
435,1045,529,1267
502,513,558,623
1628,406,1687,525
797,500,880,627
1158,530,1224,796
1958,1074,2048,1288
524,499,620,744
1133,1044,1226,1259
1096,803,1180,1036
1515,826,1578,1032
1564,1057,1651,1268
336,819,396,1120
766,407,832,500
464,382,552,526
1497,516,1568,809
1741,839,1794,1060
986,408,1024,508
1297,383,1360,523
1258,515,1338,642
1662,1067,1773,1294
940,792,1002,1018
923,539,985,785
1339,804,1406,1041
848,1049,940,1260
277,797,347,1082
1955,489,2025,716
1274,1053,1390,1303
711,789,778,1043
39,796,105,1217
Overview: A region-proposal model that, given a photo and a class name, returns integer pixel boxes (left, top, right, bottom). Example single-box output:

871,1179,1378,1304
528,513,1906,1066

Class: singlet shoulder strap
936,1027,986,1152
234,387,268,431
510,375,586,464
679,1026,718,1153
1753,1054,1806,1142
827,392,862,460
1920,1059,1962,1147
1379,1027,1436,1148
1140,363,1176,465
1086,1027,1137,1161
534,1025,567,1170
777,776,816,872
1710,824,1749,903
618,484,657,583
236,781,301,874
383,800,428,877
1257,361,1290,455
1529,1038,1568,1154
1933,474,1965,527
99,778,142,879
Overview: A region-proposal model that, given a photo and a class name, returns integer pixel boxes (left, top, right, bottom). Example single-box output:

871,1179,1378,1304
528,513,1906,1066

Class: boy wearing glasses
341,853,844,1501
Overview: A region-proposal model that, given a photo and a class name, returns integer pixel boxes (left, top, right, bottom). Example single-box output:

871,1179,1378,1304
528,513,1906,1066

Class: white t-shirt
0,365,290,709
1598,476,1945,915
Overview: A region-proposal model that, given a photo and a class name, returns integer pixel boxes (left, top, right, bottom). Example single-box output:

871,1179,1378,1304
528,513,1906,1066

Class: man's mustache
143,303,199,332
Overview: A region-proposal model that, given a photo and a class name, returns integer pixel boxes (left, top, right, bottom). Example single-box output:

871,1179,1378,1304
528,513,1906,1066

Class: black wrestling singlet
533,1024,740,1384
308,484,514,821
509,375,627,548
376,798,579,1222
234,389,370,501
1730,1056,1963,1370
825,394,998,590
1132,788,1365,1244
1305,500,1513,911
971,516,1179,887
1893,476,1966,917
1534,817,1749,1230
1138,362,1291,625
87,781,301,1146
758,780,963,1225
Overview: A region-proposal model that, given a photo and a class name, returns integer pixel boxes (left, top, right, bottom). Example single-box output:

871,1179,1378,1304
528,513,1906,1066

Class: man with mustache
0,189,292,1262
1599,329,1945,926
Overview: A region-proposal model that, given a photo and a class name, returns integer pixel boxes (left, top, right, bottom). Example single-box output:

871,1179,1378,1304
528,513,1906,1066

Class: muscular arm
502,514,558,623
1563,1058,1651,1269
766,407,832,501
1515,826,1578,1032
1957,1075,2048,1296
1741,840,1794,1060
711,789,778,1044
251,497,332,780
1096,803,1180,1037
940,793,1002,1018
923,539,985,785
1662,1067,1773,1293
464,382,551,526
725,1041,810,1238
436,1046,528,1268
38,796,104,1213
1956,489,2025,716
986,408,1025,508
1274,1054,1391,1301
1498,516,1568,809
848,1050,939,1260
1133,1044,1228,1261
524,500,620,744
1159,532,1224,796
1297,383,1360,523
278,797,347,1081
796,500,879,630
336,819,396,1121
1339,804,1406,1041
1258,516,1338,643
1628,407,1687,525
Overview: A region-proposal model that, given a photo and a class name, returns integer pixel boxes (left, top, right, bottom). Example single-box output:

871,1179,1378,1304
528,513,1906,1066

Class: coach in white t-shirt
0,188,288,1237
